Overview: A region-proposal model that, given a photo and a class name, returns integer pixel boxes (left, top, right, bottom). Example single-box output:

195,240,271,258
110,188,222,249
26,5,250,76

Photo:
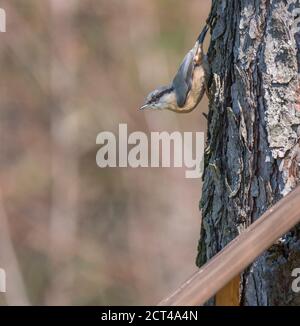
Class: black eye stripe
147,87,174,104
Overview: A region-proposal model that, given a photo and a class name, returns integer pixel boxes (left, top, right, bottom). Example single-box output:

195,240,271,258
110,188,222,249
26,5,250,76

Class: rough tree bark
197,0,300,305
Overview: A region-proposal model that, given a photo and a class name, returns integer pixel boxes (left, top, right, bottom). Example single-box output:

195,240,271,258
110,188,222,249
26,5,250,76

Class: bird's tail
197,25,209,44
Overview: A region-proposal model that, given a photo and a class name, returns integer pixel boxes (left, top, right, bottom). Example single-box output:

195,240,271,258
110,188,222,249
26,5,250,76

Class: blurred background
0,0,210,305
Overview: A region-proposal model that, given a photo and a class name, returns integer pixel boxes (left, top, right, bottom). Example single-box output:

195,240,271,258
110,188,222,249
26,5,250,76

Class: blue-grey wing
172,49,195,107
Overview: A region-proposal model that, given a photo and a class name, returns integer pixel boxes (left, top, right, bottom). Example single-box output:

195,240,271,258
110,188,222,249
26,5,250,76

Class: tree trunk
197,0,300,305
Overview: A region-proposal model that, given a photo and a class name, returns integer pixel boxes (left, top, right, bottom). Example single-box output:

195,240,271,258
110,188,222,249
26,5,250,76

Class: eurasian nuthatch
140,25,210,113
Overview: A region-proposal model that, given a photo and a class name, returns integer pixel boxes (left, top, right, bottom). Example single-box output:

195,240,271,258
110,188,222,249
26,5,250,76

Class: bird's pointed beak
139,104,149,111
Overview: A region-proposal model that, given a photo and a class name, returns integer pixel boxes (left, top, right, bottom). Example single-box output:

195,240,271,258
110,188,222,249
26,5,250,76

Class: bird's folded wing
172,49,195,108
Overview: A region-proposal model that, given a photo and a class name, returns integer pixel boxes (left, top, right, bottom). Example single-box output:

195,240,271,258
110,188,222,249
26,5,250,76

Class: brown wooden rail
158,185,300,306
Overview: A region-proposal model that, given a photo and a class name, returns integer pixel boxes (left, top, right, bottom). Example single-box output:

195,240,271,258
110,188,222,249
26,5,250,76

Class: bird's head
139,85,177,111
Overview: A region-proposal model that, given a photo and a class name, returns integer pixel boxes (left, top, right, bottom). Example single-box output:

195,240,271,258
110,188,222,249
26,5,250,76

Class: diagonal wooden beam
158,185,300,306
